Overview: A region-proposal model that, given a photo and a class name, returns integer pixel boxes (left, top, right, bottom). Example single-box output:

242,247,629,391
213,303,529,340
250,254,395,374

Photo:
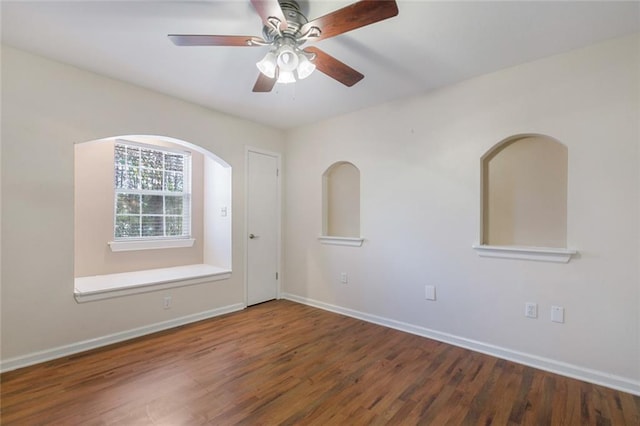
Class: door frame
244,146,282,306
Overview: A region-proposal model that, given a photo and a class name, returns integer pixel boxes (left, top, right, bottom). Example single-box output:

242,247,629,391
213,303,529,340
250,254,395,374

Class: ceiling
2,1,639,129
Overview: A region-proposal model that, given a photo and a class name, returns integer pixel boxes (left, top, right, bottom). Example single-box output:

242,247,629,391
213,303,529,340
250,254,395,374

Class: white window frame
109,140,193,251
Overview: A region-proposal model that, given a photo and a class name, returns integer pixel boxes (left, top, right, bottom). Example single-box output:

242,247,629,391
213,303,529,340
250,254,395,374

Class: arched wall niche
476,134,576,262
320,161,363,246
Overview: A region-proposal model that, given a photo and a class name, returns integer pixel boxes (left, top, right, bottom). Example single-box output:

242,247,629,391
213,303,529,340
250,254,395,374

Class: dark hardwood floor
1,300,639,425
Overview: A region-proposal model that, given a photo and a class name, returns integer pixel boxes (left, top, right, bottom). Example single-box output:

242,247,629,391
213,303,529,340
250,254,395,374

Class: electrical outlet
525,302,538,318
340,273,348,284
163,296,172,309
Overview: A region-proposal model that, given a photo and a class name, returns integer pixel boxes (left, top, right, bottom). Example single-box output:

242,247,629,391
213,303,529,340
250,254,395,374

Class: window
114,141,191,240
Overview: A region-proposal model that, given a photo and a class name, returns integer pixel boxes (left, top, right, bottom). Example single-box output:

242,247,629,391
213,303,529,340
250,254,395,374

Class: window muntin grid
114,142,191,240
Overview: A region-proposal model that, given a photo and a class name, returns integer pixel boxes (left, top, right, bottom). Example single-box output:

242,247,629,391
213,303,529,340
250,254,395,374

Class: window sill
74,264,231,302
108,238,195,252
472,245,577,263
318,236,365,247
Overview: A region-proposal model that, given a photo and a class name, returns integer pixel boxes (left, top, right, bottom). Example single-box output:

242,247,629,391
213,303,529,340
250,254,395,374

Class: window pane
123,168,140,190
165,196,183,215
114,165,126,189
164,171,184,192
116,194,140,214
141,216,164,237
165,153,184,172
115,215,140,238
141,195,163,214
115,144,126,166
116,167,140,190
141,169,163,190
141,148,162,169
165,216,183,236
126,146,140,167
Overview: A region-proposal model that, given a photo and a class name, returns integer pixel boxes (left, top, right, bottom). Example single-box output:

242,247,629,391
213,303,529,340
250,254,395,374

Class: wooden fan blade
301,0,398,42
304,46,364,87
253,73,277,92
168,34,263,47
250,0,288,31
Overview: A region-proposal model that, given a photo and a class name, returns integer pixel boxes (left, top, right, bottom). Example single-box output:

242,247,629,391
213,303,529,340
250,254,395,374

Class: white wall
1,46,284,361
283,34,639,392
2,34,639,395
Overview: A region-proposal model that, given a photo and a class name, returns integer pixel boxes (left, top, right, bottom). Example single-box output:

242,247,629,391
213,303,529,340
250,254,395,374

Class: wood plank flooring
1,300,639,425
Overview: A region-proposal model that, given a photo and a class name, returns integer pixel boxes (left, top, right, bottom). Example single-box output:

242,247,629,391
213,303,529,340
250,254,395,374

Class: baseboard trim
0,303,246,373
281,293,640,396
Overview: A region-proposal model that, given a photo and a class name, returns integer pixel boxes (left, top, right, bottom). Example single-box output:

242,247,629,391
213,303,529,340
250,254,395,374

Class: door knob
249,233,258,239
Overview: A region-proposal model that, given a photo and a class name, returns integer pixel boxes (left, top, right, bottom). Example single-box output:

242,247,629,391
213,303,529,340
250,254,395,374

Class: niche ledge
319,236,365,247
472,244,577,263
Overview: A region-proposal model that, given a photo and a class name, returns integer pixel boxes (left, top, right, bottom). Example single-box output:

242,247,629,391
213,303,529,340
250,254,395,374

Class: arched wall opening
322,161,361,238
74,135,232,301
481,134,568,248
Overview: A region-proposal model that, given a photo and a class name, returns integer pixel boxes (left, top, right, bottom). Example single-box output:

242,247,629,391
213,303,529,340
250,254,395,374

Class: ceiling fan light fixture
296,53,315,80
276,45,299,72
170,0,401,92
277,70,296,84
256,51,277,78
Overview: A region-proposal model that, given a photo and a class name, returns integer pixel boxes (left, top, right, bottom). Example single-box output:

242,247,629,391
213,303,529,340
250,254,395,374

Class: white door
246,150,279,305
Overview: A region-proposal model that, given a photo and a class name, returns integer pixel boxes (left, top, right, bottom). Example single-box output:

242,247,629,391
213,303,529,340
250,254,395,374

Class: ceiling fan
168,0,399,92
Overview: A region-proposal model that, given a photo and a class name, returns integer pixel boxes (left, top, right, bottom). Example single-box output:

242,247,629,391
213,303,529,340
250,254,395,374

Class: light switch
425,285,436,301
551,306,565,323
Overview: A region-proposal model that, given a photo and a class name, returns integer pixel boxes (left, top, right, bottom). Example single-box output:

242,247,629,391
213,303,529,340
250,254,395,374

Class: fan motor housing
262,0,309,42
